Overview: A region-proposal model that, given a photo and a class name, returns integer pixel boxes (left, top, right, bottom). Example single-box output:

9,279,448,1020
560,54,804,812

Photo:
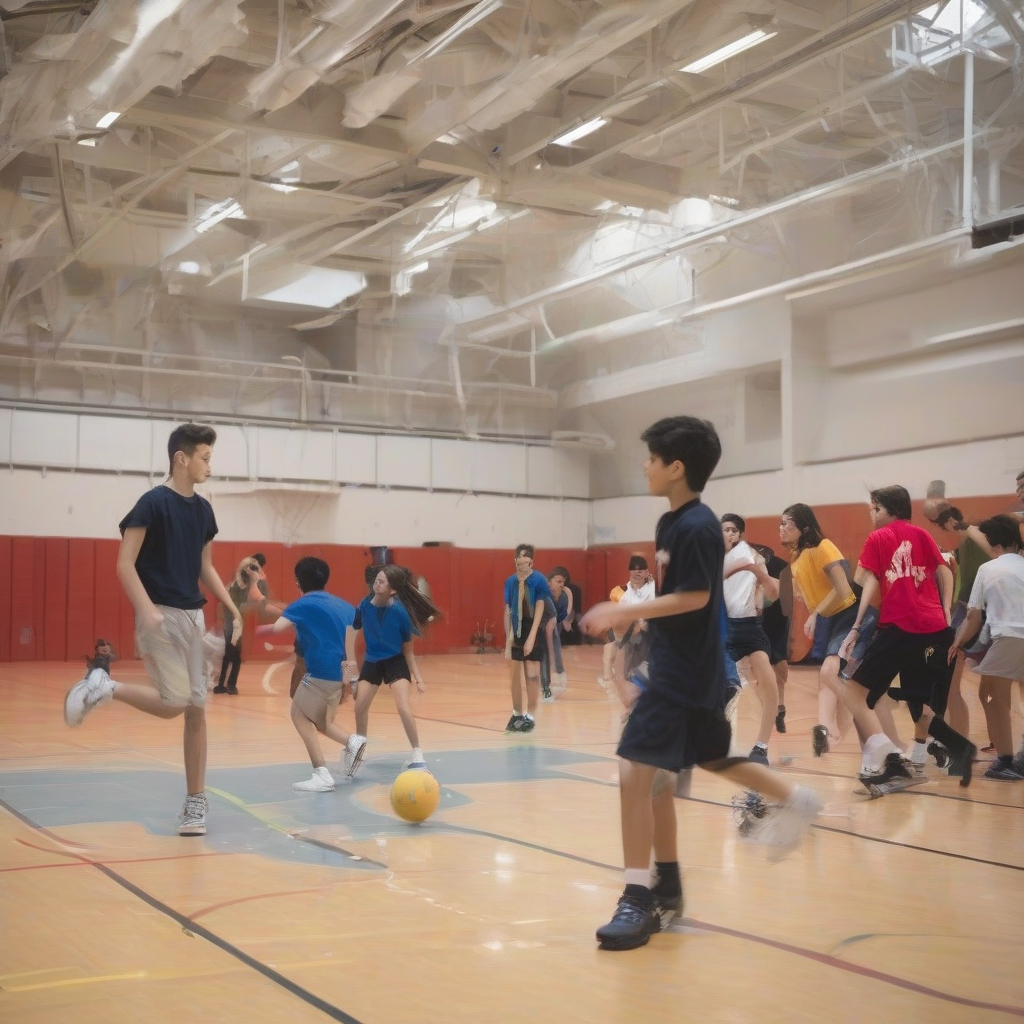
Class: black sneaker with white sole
858,752,915,797
926,741,949,769
946,741,977,788
596,889,659,951
984,756,1024,781
504,714,523,732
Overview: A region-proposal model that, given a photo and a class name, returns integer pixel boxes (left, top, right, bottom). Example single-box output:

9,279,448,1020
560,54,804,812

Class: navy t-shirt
118,485,218,609
283,590,355,682
354,596,415,662
648,498,727,709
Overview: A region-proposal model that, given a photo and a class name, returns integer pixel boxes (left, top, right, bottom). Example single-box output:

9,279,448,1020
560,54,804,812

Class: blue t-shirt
119,485,218,610
553,590,569,623
648,498,727,709
283,590,355,682
354,595,414,662
503,570,552,638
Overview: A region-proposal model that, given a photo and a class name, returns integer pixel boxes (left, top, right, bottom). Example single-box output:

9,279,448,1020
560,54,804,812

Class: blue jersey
283,590,355,682
354,595,415,662
503,570,552,638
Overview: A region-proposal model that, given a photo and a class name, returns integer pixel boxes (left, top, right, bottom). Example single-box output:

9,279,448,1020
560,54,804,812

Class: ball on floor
391,768,441,823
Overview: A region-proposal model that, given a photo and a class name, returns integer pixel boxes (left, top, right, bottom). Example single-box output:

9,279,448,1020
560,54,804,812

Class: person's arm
200,545,244,644
963,524,996,558
116,527,164,635
562,589,574,630
403,639,425,692
730,560,780,601
503,604,512,658
949,606,984,663
935,563,954,625
582,591,710,636
255,614,294,637
837,571,880,661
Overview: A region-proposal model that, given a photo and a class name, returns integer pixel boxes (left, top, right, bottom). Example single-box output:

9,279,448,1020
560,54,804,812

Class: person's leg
747,650,779,752
110,683,182,718
874,694,903,748
946,651,970,737
217,643,231,690
524,661,541,716
774,659,788,731
389,679,421,749
183,705,207,794
226,642,242,693
354,679,379,736
291,701,326,767
819,655,853,742
619,759,658,871
980,676,1014,756
601,640,618,689
289,655,306,699
509,661,524,716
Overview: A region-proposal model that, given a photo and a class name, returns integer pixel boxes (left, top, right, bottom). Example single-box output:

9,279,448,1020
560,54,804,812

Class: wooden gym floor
2,646,1023,1023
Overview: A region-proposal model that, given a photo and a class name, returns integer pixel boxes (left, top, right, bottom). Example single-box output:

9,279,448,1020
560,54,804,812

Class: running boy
257,556,366,791
503,544,551,733
581,416,821,951
63,423,242,836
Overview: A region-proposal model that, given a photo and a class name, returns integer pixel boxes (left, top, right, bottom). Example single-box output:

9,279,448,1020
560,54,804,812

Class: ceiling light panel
680,30,777,74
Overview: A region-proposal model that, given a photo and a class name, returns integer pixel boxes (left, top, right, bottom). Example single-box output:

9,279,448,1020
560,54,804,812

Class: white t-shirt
619,579,655,606
723,541,762,619
968,553,1024,639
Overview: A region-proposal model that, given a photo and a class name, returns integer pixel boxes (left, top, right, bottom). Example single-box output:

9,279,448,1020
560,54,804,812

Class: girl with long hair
215,557,262,694
351,564,443,773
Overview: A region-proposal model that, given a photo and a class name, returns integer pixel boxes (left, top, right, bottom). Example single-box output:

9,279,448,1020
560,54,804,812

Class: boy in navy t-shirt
502,544,551,733
258,556,366,791
582,416,821,952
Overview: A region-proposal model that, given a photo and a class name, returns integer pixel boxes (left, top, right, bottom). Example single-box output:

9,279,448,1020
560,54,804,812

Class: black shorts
726,617,771,661
617,687,732,773
360,654,411,686
510,639,544,663
851,625,956,717
762,609,789,666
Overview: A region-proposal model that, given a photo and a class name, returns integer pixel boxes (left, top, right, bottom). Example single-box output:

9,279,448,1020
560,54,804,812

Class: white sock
753,742,767,751
624,868,651,889
524,712,535,721
410,747,423,761
910,740,928,765
862,732,897,773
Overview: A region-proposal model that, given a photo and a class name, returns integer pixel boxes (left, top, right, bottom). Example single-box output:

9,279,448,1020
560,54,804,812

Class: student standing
503,544,551,733
582,416,820,952
352,564,442,772
63,423,242,836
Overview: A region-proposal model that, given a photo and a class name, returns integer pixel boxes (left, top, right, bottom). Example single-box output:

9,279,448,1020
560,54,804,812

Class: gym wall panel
77,416,152,473
211,424,251,479
431,439,473,492
0,537,11,661
12,409,78,468
470,442,527,495
148,419,180,475
43,538,69,660
66,540,96,663
257,426,334,482
93,539,124,657
335,433,377,485
377,435,430,489
10,537,38,659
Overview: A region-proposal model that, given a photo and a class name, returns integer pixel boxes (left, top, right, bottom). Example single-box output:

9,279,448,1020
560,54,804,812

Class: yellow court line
205,786,297,837
0,966,78,983
2,971,148,993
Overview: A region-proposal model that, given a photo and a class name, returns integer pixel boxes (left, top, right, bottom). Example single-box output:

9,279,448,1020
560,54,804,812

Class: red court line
4,837,223,873
687,917,1024,1018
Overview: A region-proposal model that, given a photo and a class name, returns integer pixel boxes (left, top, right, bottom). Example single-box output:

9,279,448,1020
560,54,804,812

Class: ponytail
379,564,444,631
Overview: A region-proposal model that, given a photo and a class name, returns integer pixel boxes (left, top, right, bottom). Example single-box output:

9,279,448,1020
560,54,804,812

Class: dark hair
751,543,775,562
375,563,444,630
295,556,330,592
978,514,1022,551
782,503,825,552
871,485,912,521
627,555,648,571
1017,469,1024,482
515,543,535,559
548,566,570,582
166,422,216,476
251,552,266,567
95,638,107,648
640,416,721,492
364,563,384,588
936,505,964,530
721,513,746,533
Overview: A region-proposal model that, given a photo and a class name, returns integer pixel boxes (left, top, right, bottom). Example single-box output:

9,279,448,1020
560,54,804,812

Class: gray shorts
292,675,343,731
137,607,208,709
976,637,1024,682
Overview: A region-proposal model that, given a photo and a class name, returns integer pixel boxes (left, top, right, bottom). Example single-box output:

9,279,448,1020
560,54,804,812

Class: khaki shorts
977,636,1024,682
292,675,343,731
137,606,208,709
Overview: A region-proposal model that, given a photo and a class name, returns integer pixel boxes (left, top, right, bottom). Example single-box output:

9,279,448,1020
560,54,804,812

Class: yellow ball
390,769,441,823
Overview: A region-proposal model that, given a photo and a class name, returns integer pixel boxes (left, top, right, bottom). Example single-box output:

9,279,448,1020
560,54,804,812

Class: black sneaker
650,879,684,931
947,741,977,788
504,714,523,733
775,706,787,733
596,891,658,951
983,757,1024,781
858,752,914,797
541,686,555,703
748,744,769,766
926,741,949,769
812,725,829,757
731,791,768,837
226,686,239,695
518,716,536,733
213,685,227,694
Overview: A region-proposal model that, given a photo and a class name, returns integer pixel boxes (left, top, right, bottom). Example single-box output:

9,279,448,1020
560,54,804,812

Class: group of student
59,418,1024,957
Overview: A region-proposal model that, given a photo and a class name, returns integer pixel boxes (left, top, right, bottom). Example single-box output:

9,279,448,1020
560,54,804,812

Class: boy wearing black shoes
502,543,550,733
581,417,821,952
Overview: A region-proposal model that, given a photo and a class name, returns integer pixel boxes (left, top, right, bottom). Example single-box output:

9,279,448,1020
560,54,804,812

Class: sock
910,740,928,765
410,747,423,761
624,868,651,890
523,712,535,722
927,716,969,754
653,861,681,895
862,732,897,773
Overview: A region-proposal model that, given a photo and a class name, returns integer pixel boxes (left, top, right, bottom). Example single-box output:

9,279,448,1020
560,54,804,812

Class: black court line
435,822,621,872
0,797,364,1024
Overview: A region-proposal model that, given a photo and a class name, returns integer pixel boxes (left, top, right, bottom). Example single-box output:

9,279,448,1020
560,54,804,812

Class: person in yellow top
779,503,858,757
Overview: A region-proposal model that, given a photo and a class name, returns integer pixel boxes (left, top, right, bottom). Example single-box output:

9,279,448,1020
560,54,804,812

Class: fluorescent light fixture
196,198,244,233
268,182,298,193
552,117,607,147
96,111,122,129
77,138,97,147
680,29,776,73
407,261,429,276
414,0,502,63
259,266,366,308
178,261,201,274
395,261,430,297
709,193,740,207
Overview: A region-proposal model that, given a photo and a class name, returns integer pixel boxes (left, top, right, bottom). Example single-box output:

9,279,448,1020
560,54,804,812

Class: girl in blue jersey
352,564,443,772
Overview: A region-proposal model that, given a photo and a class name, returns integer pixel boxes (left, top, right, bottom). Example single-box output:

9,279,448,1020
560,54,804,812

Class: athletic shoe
858,752,913,793
983,757,1024,781
811,724,829,757
553,672,568,693
293,766,335,792
403,749,427,771
541,687,555,703
927,741,949,769
650,878,684,931
746,786,822,858
64,668,115,727
946,741,977,788
748,744,769,766
212,685,227,694
732,791,768,837
226,686,239,695
342,735,367,778
1011,738,1024,775
505,714,524,732
596,890,659,951
518,716,536,733
775,705,787,733
909,759,928,778
178,793,207,836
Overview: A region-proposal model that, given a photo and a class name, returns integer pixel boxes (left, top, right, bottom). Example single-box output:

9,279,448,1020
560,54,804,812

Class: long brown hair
376,564,443,630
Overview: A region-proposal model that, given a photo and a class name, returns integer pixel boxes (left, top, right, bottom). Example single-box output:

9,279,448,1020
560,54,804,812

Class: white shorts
137,606,208,709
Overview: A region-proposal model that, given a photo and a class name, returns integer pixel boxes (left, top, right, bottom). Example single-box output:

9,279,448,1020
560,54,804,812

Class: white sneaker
178,793,207,836
293,766,335,792
553,672,568,693
342,735,367,778
746,785,822,859
64,668,115,727
403,749,427,771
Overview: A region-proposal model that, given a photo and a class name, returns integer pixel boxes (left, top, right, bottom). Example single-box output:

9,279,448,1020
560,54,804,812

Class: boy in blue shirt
503,543,551,733
257,556,366,792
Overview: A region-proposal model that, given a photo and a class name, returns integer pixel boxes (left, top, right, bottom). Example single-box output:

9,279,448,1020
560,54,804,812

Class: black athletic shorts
851,624,956,717
726,616,771,661
617,687,732,773
510,637,544,662
360,653,411,686
762,608,789,666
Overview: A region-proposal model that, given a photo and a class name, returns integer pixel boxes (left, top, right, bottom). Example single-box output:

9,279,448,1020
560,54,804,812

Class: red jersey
858,520,948,634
